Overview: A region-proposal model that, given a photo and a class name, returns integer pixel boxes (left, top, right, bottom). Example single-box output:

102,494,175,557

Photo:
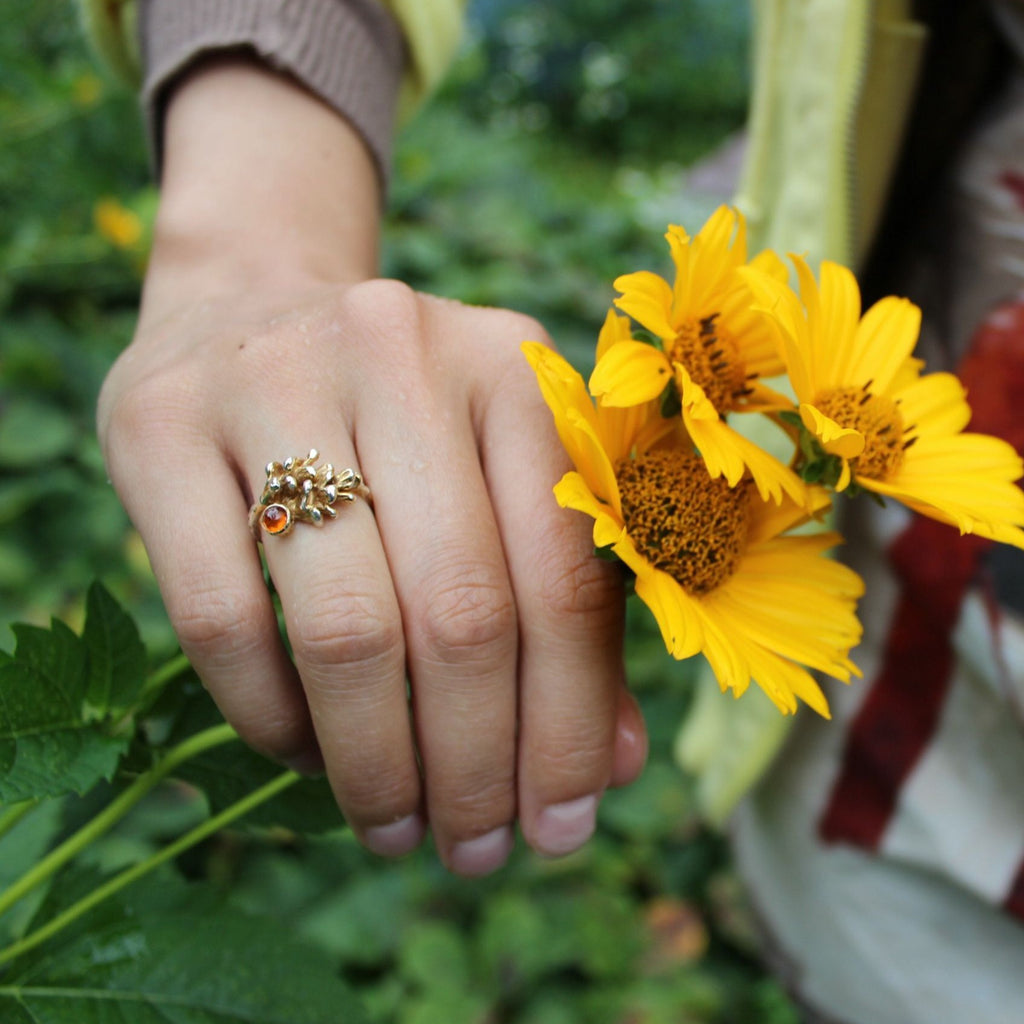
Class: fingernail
363,814,426,858
449,825,514,877
533,794,598,857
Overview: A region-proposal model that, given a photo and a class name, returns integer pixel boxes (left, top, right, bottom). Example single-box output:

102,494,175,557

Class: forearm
141,55,382,321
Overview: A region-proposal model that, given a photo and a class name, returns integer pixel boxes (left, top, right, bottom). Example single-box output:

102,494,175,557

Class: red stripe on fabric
1004,857,1024,921
818,302,1023,852
999,170,1024,213
818,518,991,849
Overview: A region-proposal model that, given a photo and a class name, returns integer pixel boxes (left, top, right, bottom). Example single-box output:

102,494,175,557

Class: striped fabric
731,35,1024,1021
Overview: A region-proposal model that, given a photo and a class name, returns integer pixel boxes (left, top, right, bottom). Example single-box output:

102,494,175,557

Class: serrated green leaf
161,686,343,834
0,879,371,1024
0,618,129,802
82,581,146,719
177,741,343,835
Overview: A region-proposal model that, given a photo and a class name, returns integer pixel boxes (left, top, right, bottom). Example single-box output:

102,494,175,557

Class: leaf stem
0,722,237,922
0,770,299,967
0,802,37,844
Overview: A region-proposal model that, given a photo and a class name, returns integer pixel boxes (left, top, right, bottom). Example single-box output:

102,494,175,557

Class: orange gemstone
260,504,291,535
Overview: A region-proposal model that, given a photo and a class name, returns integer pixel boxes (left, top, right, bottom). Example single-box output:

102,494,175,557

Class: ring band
248,449,372,538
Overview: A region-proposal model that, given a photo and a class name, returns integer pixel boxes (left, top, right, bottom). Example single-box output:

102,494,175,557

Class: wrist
142,56,382,313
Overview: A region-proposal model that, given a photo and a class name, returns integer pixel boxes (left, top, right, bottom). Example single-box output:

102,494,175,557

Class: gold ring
248,449,372,538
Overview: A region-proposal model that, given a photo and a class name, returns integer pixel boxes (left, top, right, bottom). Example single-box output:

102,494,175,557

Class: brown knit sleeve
139,0,406,186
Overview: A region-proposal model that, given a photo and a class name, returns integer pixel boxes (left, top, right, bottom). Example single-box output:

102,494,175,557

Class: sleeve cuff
139,0,406,188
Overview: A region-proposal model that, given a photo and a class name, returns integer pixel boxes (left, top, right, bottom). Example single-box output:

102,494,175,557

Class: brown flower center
815,385,908,481
616,449,751,595
666,314,750,413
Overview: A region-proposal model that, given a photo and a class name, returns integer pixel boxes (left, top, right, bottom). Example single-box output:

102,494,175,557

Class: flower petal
613,271,677,341
680,377,809,504
635,568,705,660
562,408,623,513
861,433,1024,547
894,371,971,438
799,402,865,458
746,485,832,545
844,294,922,395
739,264,816,401
595,307,634,361
590,340,673,407
805,259,861,389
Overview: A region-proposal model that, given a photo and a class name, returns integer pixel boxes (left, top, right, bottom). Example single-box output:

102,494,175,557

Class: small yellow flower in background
523,341,864,718
72,72,103,108
745,256,1024,549
589,206,807,506
94,198,143,250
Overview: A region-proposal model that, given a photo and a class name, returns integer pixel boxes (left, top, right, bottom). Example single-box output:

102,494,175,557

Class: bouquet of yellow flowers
523,206,1024,720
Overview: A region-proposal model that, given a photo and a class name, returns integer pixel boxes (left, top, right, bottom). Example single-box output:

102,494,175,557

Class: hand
98,58,647,875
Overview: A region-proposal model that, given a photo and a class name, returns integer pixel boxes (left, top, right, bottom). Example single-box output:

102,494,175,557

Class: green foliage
0,1,801,1022
0,583,143,802
463,0,750,163
1,874,370,1024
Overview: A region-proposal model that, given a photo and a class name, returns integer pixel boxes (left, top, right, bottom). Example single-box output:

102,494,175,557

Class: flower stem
0,802,37,844
0,722,237,922
0,770,299,967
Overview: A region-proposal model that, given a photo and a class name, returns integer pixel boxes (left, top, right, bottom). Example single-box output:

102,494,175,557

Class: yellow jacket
738,0,925,270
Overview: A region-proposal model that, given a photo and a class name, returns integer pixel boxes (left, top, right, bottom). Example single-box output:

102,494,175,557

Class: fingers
239,428,426,858
103,282,644,878
101,393,317,767
355,364,519,875
474,327,632,858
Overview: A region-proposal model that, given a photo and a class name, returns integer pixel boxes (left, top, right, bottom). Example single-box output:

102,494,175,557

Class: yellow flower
94,198,143,250
588,206,807,506
745,256,1024,548
523,340,864,718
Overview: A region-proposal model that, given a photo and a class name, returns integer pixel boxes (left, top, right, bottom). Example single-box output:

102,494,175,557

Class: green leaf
0,878,371,1024
0,798,65,945
599,763,693,842
0,396,78,468
161,687,343,834
82,581,146,719
0,620,128,803
398,920,473,992
659,380,682,419
178,741,343,834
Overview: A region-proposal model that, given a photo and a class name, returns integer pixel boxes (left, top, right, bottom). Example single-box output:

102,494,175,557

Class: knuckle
290,588,403,674
168,580,265,663
417,568,516,662
531,722,613,789
506,311,550,347
437,777,515,831
98,370,206,477
334,768,418,822
538,543,623,624
345,279,421,340
100,372,184,444
231,708,311,762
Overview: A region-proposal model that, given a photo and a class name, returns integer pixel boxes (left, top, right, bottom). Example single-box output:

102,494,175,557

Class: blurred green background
0,1,802,1021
